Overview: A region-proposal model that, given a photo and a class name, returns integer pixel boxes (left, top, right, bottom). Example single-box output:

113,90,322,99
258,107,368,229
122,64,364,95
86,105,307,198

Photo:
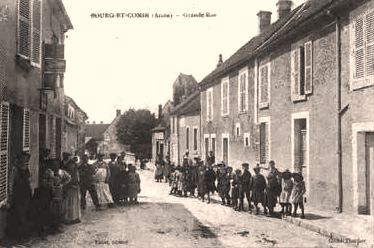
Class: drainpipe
335,14,343,213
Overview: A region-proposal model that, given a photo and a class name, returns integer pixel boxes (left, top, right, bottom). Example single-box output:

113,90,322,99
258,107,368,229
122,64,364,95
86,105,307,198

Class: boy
231,169,242,211
127,165,141,204
252,166,267,215
241,163,253,212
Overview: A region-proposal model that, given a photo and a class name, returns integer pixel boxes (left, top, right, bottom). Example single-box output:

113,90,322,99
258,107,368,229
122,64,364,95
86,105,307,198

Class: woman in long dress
94,161,113,209
62,156,81,224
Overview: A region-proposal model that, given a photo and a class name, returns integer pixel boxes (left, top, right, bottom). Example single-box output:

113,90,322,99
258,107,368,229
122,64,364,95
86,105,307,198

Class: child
279,170,293,217
169,167,179,195
127,165,141,204
218,167,231,206
290,172,306,218
203,164,216,204
197,165,205,199
231,169,242,211
118,161,129,206
252,166,267,215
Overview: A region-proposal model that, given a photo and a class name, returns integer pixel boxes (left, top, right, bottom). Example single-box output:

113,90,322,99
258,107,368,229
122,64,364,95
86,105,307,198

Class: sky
62,0,305,123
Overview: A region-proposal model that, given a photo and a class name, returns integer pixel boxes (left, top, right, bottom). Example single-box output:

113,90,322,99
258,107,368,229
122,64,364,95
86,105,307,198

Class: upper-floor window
291,41,313,101
186,127,190,150
18,0,42,66
193,128,198,151
221,78,229,116
259,63,270,109
235,123,241,137
351,9,374,90
206,88,213,121
238,68,248,113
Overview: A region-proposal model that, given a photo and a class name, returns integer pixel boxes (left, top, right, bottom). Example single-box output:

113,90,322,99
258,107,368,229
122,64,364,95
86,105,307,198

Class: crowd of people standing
157,151,306,219
5,150,141,241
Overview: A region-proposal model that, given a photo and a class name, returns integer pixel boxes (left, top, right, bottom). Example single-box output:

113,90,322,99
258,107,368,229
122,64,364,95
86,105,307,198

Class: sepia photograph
0,0,373,247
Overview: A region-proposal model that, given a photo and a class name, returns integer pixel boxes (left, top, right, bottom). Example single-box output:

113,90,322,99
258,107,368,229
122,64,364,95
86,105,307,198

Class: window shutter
365,11,374,76
259,122,267,164
291,49,300,98
353,16,365,80
304,41,313,94
23,108,31,151
260,65,269,104
0,102,9,207
18,0,31,58
49,115,56,158
32,0,41,64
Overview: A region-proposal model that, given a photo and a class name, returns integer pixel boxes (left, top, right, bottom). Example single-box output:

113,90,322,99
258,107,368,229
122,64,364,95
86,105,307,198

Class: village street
19,166,354,248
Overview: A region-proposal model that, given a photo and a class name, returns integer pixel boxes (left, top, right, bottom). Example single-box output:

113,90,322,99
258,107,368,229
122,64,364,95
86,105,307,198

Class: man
79,154,99,210
108,153,121,205
240,163,253,212
206,151,215,166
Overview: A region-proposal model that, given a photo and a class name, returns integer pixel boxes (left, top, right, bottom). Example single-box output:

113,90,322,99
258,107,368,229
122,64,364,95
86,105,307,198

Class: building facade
63,95,88,156
199,0,374,215
170,92,201,165
0,0,73,238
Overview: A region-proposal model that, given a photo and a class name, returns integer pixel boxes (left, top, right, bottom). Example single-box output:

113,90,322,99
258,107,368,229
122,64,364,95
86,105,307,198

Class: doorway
222,134,229,165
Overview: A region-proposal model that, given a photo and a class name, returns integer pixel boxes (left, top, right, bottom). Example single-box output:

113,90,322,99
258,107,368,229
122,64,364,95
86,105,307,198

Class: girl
279,170,293,217
290,172,306,219
127,165,141,204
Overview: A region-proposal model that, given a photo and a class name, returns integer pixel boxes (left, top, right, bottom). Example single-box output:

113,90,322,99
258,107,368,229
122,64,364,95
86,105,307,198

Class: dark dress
119,169,129,201
204,168,216,193
7,167,32,239
109,161,121,203
252,174,266,204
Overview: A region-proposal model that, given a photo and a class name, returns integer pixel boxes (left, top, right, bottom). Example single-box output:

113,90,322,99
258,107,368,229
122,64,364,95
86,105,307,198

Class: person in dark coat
231,169,242,211
118,160,129,205
202,164,216,203
78,154,99,210
127,165,141,204
7,152,32,240
197,165,206,198
108,153,121,205
240,163,253,212
265,161,281,217
218,167,231,206
252,166,267,215
206,151,215,166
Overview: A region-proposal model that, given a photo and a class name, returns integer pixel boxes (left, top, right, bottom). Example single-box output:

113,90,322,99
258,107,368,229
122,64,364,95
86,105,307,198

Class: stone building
63,95,88,156
169,91,201,165
0,0,73,238
200,0,374,215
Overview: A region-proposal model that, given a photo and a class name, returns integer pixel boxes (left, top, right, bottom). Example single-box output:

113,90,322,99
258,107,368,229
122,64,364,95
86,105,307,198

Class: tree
116,108,157,159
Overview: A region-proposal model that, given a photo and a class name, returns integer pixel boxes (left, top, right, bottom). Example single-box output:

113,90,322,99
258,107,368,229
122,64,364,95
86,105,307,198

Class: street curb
282,216,369,246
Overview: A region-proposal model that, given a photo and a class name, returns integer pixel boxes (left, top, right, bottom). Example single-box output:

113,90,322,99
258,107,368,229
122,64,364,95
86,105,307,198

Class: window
221,78,229,116
0,102,9,207
238,68,248,112
351,10,374,89
244,132,250,147
259,119,270,164
186,127,189,150
211,134,216,156
222,134,229,165
204,134,209,159
291,41,313,101
18,0,42,65
206,88,213,121
49,115,56,158
193,128,198,151
235,123,241,137
259,63,270,109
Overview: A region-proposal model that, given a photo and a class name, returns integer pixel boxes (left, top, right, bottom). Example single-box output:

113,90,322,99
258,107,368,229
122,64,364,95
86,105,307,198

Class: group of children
164,152,306,219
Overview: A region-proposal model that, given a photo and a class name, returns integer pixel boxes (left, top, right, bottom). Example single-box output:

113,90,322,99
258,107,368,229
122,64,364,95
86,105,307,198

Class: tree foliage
116,108,157,159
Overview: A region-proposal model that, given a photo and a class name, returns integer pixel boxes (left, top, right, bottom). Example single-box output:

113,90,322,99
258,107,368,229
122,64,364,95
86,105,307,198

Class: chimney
158,104,162,120
116,109,121,117
217,54,223,67
100,121,103,124
277,0,293,20
86,121,90,124
93,121,96,124
257,11,272,34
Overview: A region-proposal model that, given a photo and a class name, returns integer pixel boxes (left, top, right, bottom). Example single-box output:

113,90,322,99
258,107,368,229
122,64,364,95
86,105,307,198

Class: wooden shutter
353,16,365,80
259,122,267,164
291,49,300,98
49,115,56,158
221,81,228,115
186,127,189,150
23,108,31,151
365,11,374,76
18,0,31,58
259,65,269,104
193,128,198,151
32,0,41,64
0,102,9,207
304,41,313,94
239,73,247,112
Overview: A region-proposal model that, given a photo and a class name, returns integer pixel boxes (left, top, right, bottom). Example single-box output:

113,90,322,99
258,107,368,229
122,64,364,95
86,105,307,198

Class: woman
94,158,113,209
7,152,32,240
62,155,81,224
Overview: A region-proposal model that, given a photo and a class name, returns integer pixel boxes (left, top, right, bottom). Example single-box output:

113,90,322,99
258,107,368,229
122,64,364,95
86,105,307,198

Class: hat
292,172,304,180
97,153,105,158
235,169,241,174
109,153,117,158
242,163,249,169
282,169,292,179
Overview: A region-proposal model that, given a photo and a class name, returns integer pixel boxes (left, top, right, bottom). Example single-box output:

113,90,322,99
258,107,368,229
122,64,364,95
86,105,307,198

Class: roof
85,124,110,140
65,95,88,120
152,124,167,132
55,0,73,30
170,91,200,116
173,73,198,87
200,0,346,88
